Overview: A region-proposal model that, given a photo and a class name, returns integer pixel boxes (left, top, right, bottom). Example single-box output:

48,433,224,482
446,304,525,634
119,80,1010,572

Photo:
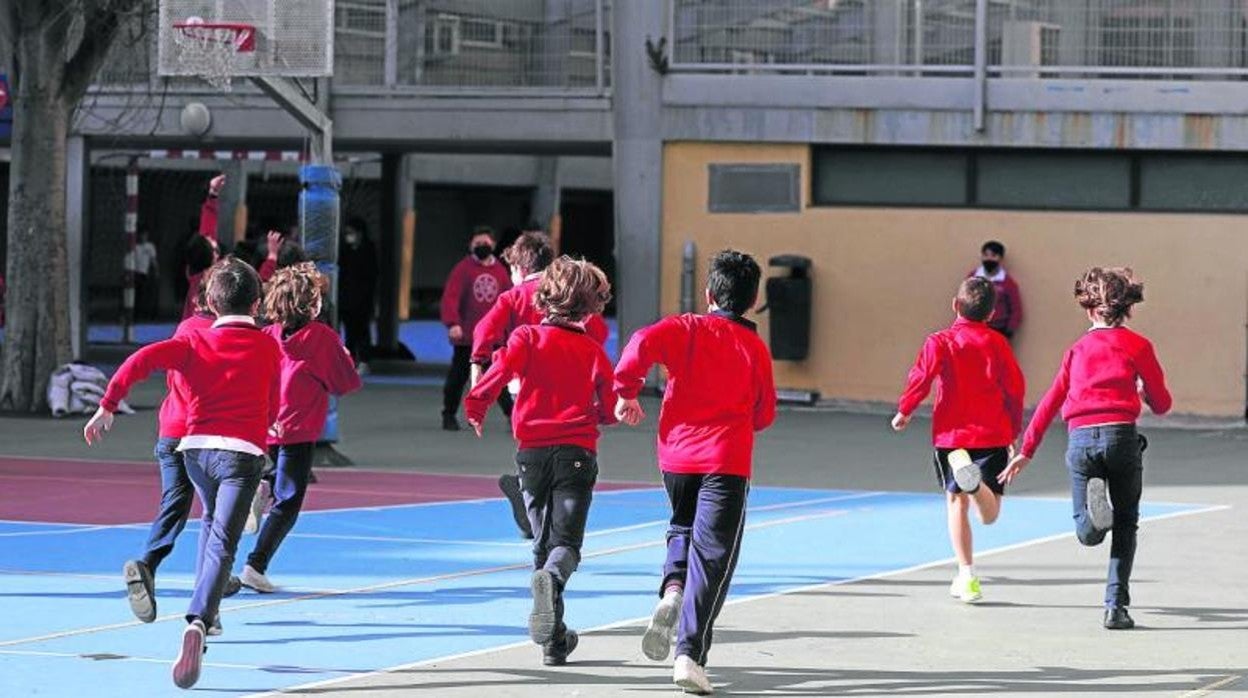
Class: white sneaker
673,655,714,695
642,590,682,661
950,573,982,603
947,449,982,493
239,564,276,593
244,480,271,535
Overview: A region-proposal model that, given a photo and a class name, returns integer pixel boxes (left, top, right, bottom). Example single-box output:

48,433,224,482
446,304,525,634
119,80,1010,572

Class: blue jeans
182,449,264,623
246,443,315,574
661,472,750,666
1066,424,1145,608
140,437,193,573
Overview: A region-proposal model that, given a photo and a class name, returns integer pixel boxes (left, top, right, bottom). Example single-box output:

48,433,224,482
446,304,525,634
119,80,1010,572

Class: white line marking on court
1182,674,1243,697
0,648,358,674
0,525,117,538
242,502,1232,697
0,519,100,528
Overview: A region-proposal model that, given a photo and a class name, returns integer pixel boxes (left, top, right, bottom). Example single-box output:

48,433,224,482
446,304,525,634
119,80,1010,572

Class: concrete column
611,0,665,349
65,136,88,359
871,0,907,68
217,158,248,245
378,152,414,357
531,156,562,244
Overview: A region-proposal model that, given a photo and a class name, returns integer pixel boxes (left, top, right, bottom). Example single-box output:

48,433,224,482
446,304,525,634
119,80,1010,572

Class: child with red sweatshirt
470,231,610,540
891,277,1025,604
1001,267,1171,630
229,262,361,594
465,256,616,667
84,257,281,689
121,282,215,627
614,250,776,696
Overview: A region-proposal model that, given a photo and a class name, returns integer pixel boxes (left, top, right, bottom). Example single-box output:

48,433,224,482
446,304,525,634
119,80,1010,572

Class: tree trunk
0,23,73,412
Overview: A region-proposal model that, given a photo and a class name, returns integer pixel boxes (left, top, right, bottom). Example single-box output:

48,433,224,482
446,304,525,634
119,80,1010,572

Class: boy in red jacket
1001,267,1171,630
470,231,610,539
465,256,616,667
233,262,362,594
614,250,776,696
440,225,512,431
84,257,281,689
891,277,1025,604
120,282,214,627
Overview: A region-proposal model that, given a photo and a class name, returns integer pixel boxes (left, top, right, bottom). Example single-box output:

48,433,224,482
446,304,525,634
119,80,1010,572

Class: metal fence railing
93,0,612,93
670,0,1248,79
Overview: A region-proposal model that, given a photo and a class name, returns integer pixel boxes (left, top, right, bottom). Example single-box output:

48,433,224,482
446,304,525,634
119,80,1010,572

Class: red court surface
0,456,642,525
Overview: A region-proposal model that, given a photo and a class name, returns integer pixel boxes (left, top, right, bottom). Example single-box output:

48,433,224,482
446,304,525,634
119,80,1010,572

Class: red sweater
1021,326,1172,458
614,313,777,478
157,314,214,438
440,257,512,346
471,277,609,362
968,267,1024,335
465,323,617,451
897,317,1025,449
265,322,363,445
101,321,282,452
198,195,218,240
182,272,204,321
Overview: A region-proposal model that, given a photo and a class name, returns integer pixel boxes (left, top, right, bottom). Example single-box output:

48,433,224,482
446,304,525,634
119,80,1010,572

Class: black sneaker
1086,478,1114,532
529,570,558,644
222,575,243,598
498,474,534,539
123,559,157,623
1104,606,1135,630
543,629,579,666
442,413,461,432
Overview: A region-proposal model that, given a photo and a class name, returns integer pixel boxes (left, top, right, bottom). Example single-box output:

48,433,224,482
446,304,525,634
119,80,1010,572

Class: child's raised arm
894,334,945,429
1135,341,1172,415
1019,349,1074,459
86,337,193,445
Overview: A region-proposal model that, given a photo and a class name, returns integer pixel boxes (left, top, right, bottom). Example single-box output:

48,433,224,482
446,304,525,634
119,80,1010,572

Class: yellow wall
661,142,1248,417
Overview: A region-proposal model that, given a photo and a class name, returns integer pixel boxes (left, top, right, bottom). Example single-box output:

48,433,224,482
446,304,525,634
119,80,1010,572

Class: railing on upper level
669,0,1248,80
94,0,612,95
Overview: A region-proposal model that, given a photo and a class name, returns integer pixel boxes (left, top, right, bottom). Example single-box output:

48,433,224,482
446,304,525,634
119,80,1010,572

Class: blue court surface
0,485,1202,697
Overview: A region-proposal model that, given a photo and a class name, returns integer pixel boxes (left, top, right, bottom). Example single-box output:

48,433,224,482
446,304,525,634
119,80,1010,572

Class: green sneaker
953,574,982,604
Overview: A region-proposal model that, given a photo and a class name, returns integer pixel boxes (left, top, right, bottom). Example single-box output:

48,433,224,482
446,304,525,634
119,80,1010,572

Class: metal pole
973,0,988,132
384,0,398,86
913,0,924,74
123,159,139,343
595,0,605,94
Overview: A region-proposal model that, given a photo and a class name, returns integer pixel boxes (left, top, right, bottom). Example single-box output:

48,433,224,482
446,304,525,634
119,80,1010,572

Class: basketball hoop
171,21,256,91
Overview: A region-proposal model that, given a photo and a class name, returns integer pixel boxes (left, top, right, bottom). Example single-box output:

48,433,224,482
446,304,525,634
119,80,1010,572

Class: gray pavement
1,381,1245,696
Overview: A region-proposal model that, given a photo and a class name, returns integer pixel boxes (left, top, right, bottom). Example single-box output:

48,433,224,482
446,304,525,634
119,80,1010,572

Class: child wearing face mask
230,262,362,594
969,240,1023,340
440,225,514,431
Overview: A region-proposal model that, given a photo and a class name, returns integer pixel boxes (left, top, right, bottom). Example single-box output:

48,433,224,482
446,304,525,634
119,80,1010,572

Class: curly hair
264,262,324,331
502,231,554,275
534,256,611,324
1074,267,1144,326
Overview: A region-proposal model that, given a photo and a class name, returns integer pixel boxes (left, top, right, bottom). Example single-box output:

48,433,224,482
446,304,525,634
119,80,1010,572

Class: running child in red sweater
1001,267,1171,630
470,230,610,539
232,262,362,594
465,256,617,667
120,281,215,627
892,277,1025,603
614,250,776,696
84,257,282,689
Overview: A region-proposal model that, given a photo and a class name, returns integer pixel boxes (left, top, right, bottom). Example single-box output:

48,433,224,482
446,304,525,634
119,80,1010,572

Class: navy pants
246,443,315,574
183,449,264,624
1065,424,1146,608
661,472,749,666
140,437,194,573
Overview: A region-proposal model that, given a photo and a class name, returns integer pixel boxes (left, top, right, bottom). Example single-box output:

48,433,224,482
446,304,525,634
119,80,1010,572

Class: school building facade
5,0,1248,417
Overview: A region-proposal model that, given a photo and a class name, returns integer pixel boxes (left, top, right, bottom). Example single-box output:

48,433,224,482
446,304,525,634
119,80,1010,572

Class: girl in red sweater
233,263,362,594
465,257,617,668
1001,267,1171,630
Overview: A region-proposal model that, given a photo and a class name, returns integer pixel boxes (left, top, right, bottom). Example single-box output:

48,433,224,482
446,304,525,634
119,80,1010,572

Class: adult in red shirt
440,225,512,431
1002,267,1170,631
968,240,1023,340
614,250,776,696
891,277,1025,603
470,230,609,539
465,257,617,667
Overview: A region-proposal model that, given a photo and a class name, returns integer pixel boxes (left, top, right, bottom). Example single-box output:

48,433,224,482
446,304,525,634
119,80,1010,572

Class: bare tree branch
60,0,147,103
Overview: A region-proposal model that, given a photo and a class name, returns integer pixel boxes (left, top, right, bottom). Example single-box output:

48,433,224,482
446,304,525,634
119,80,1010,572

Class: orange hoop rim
172,22,256,52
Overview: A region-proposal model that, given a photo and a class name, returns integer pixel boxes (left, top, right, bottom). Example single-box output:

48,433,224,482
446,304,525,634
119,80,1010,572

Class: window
427,15,459,56
335,1,384,38
812,149,969,206
709,164,801,213
976,153,1131,210
460,18,516,49
1139,155,1248,211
